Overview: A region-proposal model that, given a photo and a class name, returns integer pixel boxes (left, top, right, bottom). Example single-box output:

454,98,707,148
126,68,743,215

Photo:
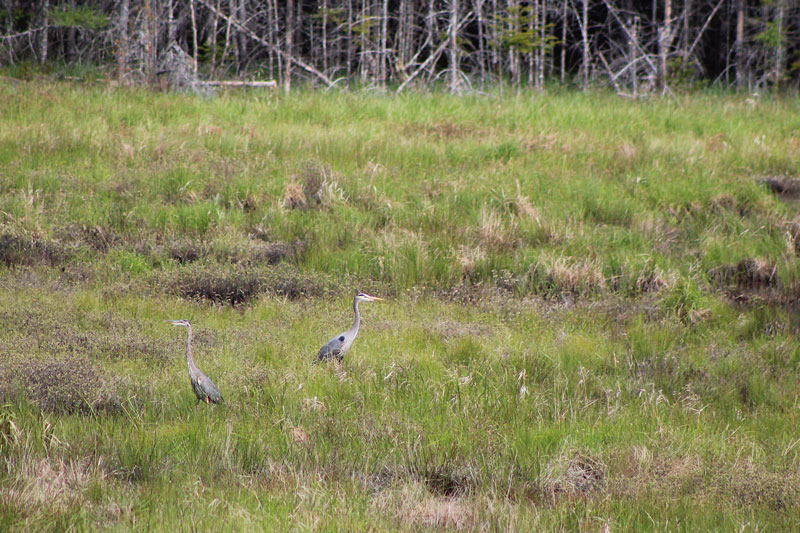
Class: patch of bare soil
248,240,305,265
709,258,800,311
710,258,779,288
171,265,328,305
761,176,800,198
0,232,69,267
168,240,208,264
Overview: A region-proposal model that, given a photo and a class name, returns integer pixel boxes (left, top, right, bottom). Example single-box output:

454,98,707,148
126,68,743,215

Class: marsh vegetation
1,83,799,530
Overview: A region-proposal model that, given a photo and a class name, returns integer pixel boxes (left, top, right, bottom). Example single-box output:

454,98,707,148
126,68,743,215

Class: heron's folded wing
197,374,223,402
317,335,345,360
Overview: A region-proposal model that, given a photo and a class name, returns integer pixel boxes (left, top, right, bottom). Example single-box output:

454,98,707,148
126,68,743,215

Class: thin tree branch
686,0,725,59
195,0,334,88
397,11,474,94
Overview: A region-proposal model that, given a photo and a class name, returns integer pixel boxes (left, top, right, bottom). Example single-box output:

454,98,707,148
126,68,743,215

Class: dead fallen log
196,80,277,88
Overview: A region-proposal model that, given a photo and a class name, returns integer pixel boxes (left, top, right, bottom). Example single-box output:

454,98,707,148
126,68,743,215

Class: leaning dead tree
1,1,798,93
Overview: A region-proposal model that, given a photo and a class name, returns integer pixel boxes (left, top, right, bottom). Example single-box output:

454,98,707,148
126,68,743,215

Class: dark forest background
1,1,798,93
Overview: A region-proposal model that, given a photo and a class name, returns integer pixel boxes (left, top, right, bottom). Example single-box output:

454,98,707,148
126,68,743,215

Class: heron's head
167,319,191,328
355,292,383,303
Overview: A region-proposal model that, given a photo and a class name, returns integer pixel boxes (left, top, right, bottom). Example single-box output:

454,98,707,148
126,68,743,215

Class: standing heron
167,319,223,404
315,292,383,363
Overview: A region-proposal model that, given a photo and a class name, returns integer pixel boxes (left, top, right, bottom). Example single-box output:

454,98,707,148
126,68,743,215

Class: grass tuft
0,358,120,415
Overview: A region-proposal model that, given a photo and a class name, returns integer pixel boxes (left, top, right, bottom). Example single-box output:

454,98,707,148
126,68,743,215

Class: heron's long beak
166,320,182,326
367,296,383,301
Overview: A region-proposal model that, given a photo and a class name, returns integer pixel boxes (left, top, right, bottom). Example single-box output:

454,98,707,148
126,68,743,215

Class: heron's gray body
170,320,223,404
316,293,380,363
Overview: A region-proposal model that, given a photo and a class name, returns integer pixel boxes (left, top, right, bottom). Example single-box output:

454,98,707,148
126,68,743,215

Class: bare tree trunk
657,0,672,94
681,0,692,62
266,0,274,80
381,0,388,89
66,0,76,62
449,0,460,92
491,0,499,78
210,0,220,78
475,0,486,87
538,0,545,88
581,0,589,89
775,0,785,88
360,0,367,83
529,0,535,87
145,0,156,83
115,0,130,81
427,0,436,78
286,0,294,92
222,1,234,75
560,0,566,83
166,0,176,43
508,0,519,87
310,2,317,68
37,0,49,64
735,0,745,90
631,15,638,97
190,0,199,74
322,0,328,75
272,0,282,86
236,0,248,74
346,0,353,83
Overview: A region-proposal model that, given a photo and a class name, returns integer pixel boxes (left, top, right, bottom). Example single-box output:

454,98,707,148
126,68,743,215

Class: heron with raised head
167,319,223,404
315,292,383,363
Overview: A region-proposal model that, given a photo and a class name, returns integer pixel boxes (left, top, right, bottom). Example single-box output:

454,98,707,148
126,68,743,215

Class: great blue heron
315,292,383,363
167,319,223,404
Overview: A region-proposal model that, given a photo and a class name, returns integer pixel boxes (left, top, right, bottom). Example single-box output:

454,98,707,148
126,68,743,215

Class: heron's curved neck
185,325,197,371
351,297,361,333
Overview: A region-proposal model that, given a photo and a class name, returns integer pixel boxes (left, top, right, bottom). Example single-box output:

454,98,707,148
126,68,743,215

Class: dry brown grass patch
523,133,566,153
540,452,606,502
704,132,730,152
290,426,310,446
456,245,486,281
477,205,517,252
402,122,478,141
786,218,800,256
282,160,346,210
542,258,606,296
615,142,638,163
372,483,477,530
611,448,704,500
0,455,111,516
